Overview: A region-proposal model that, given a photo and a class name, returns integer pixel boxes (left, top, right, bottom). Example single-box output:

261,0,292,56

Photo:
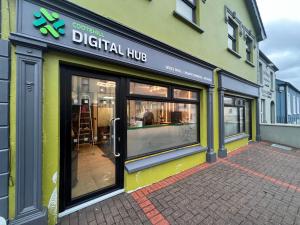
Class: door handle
112,118,120,157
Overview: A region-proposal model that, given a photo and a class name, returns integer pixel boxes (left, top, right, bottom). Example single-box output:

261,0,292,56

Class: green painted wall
4,0,260,224
225,137,249,153
69,0,258,83
1,0,16,39
252,99,257,141
8,46,16,220
125,151,206,191
27,50,208,224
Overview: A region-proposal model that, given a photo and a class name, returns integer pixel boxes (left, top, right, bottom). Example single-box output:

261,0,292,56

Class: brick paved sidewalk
58,142,300,225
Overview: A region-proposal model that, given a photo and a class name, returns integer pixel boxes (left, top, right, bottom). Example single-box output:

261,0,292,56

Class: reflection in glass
176,0,194,21
228,21,237,51
224,107,239,137
239,107,244,132
71,75,116,199
224,97,251,138
130,82,168,97
227,23,235,37
245,101,250,135
174,89,197,100
246,37,252,61
224,96,234,105
127,100,198,157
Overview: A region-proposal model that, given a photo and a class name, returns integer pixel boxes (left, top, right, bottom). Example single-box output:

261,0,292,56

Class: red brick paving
58,142,300,225
131,142,300,224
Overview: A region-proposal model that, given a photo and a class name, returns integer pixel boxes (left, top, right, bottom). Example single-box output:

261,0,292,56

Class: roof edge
245,0,267,42
259,50,279,72
276,79,300,94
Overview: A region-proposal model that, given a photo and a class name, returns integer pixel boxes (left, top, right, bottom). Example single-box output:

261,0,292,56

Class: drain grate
271,144,293,151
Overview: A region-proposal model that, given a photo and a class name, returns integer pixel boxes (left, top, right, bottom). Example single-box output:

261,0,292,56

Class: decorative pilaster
206,86,216,163
11,44,47,225
218,87,227,158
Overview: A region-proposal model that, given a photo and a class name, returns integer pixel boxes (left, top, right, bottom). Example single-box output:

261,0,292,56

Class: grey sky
257,0,300,90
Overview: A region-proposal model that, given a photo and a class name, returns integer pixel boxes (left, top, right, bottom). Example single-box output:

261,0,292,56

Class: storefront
8,0,221,223
218,72,260,158
59,66,204,212
3,0,263,224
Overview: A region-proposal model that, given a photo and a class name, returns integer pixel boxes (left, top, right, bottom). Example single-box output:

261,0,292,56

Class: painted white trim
58,189,125,217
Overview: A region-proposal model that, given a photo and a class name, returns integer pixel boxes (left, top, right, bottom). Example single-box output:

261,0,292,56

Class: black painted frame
59,65,126,212
126,79,201,160
224,95,252,138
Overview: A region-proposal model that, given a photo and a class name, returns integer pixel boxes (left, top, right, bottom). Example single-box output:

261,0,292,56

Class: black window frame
126,78,200,160
176,0,197,23
227,19,238,52
224,95,249,137
128,80,170,100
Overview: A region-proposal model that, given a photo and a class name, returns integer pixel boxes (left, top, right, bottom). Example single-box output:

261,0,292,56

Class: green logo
33,8,65,39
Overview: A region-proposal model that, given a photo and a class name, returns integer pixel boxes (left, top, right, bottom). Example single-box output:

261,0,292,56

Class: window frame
261,99,266,123
176,0,197,23
227,18,238,53
258,62,263,84
224,95,248,137
293,95,296,114
270,72,274,91
128,80,170,99
298,97,300,114
245,35,253,63
126,78,200,160
287,93,291,115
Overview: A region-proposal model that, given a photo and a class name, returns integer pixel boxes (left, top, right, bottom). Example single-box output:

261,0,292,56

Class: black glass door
60,66,124,211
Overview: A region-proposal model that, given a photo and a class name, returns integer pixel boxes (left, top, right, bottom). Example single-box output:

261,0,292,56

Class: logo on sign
33,8,65,39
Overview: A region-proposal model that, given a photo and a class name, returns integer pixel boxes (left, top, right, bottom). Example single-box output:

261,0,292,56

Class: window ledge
225,133,249,144
173,11,204,34
125,145,207,173
227,48,241,58
245,60,255,67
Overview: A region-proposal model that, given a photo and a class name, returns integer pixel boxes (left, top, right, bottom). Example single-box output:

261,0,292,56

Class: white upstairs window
293,96,296,114
287,93,291,115
298,97,300,114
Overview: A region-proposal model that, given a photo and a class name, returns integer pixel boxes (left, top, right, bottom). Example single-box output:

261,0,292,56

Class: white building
258,51,279,124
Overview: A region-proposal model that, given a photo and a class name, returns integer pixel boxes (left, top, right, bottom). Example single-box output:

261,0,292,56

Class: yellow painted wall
252,99,257,141
69,0,259,83
24,50,208,224
8,46,16,219
4,0,260,223
1,0,16,39
225,138,249,153
125,151,206,191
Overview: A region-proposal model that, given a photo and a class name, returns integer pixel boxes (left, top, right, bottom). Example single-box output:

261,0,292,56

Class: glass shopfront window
224,96,251,137
173,88,198,100
127,82,199,158
129,82,168,97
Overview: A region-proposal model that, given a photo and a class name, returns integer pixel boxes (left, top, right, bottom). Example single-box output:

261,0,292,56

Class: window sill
245,60,255,67
173,11,204,34
227,48,241,59
125,145,207,173
225,133,249,144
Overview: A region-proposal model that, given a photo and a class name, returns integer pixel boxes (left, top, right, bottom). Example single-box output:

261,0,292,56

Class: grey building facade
258,51,279,124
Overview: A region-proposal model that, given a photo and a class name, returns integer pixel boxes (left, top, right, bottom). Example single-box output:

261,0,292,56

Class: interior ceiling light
96,81,115,87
